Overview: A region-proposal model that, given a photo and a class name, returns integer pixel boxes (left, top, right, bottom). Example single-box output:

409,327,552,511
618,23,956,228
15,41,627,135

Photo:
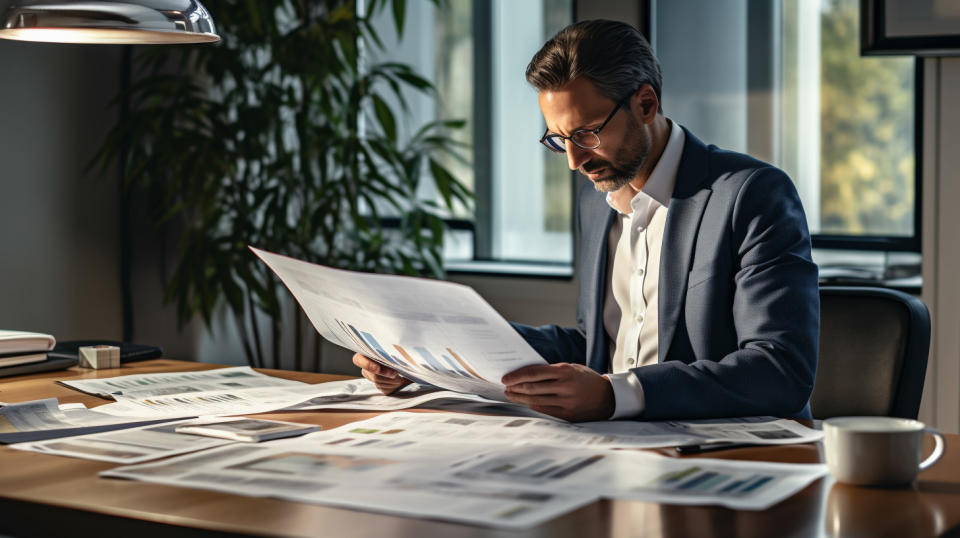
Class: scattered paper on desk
430,444,827,511
101,413,827,528
175,417,321,442
92,386,322,418
279,379,554,417
252,247,547,401
577,415,824,447
58,366,305,399
302,411,821,449
597,450,828,510
12,419,233,463
101,434,595,529
0,399,117,432
89,378,549,419
0,398,178,444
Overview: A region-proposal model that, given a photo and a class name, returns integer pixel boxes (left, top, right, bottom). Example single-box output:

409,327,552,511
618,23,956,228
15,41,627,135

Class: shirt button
627,358,636,365
635,267,645,276
635,313,644,323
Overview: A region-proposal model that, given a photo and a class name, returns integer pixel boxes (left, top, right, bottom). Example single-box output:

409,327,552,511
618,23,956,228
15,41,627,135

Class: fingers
529,404,570,419
379,377,411,395
501,364,564,386
502,363,616,422
352,353,399,378
360,367,410,395
503,391,566,408
504,380,575,397
503,391,569,419
353,353,410,394
352,353,408,395
359,367,400,385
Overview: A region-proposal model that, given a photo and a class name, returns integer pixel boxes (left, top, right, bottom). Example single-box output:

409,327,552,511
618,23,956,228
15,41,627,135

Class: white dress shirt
603,120,684,419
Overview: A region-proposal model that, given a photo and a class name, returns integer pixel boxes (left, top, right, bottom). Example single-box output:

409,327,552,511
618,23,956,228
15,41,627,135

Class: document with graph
252,247,547,401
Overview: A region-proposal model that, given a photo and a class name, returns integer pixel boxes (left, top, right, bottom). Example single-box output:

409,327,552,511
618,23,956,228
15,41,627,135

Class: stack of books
0,330,70,378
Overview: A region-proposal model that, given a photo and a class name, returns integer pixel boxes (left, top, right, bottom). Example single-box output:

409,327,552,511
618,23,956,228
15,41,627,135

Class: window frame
444,1,924,276
810,59,923,253
465,0,578,267
644,0,923,254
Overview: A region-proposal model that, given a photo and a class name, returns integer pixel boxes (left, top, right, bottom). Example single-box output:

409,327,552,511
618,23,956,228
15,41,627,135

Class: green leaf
392,0,407,40
371,94,397,142
429,158,453,208
392,71,435,93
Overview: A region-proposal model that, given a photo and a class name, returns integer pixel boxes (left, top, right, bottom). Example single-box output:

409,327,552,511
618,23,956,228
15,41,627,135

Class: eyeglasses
539,97,628,154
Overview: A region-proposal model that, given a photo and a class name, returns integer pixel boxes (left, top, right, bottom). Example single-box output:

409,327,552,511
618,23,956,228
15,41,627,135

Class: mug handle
919,427,946,471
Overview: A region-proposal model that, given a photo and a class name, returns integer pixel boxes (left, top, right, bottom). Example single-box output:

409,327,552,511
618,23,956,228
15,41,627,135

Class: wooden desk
1,359,959,537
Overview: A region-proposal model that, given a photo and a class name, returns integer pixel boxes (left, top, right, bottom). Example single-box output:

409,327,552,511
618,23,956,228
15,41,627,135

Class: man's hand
501,363,615,422
352,353,411,395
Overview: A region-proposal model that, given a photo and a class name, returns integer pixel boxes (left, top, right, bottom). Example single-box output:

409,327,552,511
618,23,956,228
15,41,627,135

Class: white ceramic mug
823,416,945,486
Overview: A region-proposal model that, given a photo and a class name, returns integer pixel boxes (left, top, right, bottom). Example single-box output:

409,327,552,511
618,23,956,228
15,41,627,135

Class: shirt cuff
604,371,646,419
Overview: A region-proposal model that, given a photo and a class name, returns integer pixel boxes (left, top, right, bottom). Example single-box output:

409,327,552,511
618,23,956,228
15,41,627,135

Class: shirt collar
605,119,685,215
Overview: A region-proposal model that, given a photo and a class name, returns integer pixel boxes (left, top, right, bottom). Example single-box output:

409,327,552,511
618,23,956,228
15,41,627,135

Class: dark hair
526,19,663,112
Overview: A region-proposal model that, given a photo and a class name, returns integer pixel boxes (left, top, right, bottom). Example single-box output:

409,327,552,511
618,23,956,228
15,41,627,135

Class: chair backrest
810,286,931,420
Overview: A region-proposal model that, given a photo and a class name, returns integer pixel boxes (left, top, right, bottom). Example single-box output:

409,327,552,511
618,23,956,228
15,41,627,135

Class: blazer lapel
582,192,616,374
658,130,712,362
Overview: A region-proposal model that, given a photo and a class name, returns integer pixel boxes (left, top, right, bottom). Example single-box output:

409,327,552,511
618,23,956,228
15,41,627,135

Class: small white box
78,345,120,369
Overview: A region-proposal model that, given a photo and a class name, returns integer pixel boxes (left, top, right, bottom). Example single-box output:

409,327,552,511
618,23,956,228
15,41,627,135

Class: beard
582,115,651,193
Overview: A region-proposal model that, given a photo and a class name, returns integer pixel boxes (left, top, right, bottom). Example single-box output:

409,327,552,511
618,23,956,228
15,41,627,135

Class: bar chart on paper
334,318,492,388
649,466,777,496
454,453,608,485
610,455,829,510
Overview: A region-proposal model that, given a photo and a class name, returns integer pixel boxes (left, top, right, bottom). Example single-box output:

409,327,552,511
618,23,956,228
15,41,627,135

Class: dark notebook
48,341,164,363
0,356,77,378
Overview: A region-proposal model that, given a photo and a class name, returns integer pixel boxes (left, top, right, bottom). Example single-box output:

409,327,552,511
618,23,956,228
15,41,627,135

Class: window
371,0,918,276
369,0,575,269
653,0,918,250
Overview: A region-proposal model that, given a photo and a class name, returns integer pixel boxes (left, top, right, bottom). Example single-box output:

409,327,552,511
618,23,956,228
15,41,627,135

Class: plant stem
294,303,303,371
247,292,264,369
271,316,281,371
234,310,256,367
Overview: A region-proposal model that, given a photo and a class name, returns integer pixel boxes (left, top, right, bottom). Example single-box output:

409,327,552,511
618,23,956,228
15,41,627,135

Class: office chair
810,286,931,420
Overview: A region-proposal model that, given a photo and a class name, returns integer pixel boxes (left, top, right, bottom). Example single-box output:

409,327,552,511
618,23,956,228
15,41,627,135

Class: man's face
538,77,650,192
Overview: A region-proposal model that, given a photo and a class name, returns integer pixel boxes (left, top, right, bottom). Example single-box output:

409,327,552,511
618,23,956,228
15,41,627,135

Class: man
353,19,819,422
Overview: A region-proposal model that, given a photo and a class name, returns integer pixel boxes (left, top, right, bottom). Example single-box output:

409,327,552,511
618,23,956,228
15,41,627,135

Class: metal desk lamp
0,1,218,341
0,0,219,44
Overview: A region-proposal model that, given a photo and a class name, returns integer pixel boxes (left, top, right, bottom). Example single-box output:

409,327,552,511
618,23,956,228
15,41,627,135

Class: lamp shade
0,0,219,44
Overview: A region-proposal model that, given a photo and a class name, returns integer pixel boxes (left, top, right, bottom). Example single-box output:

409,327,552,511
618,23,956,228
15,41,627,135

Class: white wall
653,0,749,152
921,57,960,433
0,41,123,341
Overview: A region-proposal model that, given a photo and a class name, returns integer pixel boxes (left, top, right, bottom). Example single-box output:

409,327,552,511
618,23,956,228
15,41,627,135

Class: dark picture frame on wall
862,0,960,56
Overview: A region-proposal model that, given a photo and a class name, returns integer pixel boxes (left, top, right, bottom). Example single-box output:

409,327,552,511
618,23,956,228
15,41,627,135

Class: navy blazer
513,128,819,420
